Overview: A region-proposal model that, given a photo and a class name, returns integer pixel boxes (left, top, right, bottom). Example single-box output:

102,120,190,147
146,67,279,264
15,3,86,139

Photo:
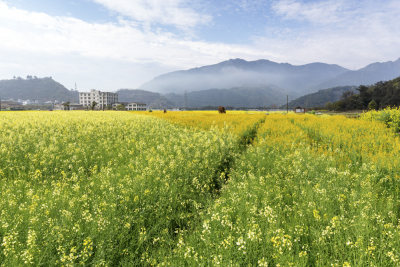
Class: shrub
218,106,226,114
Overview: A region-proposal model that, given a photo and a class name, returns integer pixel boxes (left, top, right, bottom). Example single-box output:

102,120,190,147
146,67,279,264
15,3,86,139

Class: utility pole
184,90,188,110
0,97,2,111
286,95,289,113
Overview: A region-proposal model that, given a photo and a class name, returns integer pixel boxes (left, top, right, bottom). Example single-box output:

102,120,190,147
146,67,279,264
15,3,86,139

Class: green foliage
368,99,378,110
327,77,400,111
288,86,356,108
90,101,97,110
116,104,126,110
361,107,400,132
62,101,70,111
0,112,237,265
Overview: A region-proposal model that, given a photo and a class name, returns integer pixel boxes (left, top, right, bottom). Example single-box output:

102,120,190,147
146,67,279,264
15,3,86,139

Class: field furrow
2,111,400,266
170,114,400,266
0,111,239,265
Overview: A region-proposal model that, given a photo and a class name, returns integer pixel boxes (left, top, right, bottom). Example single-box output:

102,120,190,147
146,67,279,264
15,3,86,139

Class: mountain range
164,86,286,108
140,58,400,99
141,59,349,97
1,57,400,108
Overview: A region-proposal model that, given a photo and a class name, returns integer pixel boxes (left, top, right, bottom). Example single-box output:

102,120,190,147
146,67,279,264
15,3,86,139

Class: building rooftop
127,102,146,105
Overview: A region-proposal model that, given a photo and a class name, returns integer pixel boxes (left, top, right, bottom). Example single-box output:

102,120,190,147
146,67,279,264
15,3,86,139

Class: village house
112,102,147,111
54,103,84,110
294,106,306,113
126,102,147,111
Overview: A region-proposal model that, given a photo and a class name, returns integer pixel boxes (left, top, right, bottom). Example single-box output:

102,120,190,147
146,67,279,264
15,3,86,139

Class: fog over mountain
141,59,349,97
165,86,287,108
141,58,400,100
1,57,399,109
318,58,400,89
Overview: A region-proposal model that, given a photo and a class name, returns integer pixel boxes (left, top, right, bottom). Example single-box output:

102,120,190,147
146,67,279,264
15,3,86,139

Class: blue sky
3,0,283,43
0,0,399,91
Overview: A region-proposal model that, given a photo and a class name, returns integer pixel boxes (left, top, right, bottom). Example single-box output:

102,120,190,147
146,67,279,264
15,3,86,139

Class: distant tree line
326,77,400,111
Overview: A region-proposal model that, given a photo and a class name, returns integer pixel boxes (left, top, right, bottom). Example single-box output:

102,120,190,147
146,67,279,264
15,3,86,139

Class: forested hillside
327,77,400,111
287,86,356,108
0,77,78,102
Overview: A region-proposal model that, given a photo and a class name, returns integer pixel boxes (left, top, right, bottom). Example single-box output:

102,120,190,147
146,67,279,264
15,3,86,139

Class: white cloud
272,0,349,24
0,1,274,89
0,48,175,91
272,0,400,27
0,0,399,90
0,4,266,67
91,0,211,29
263,0,400,68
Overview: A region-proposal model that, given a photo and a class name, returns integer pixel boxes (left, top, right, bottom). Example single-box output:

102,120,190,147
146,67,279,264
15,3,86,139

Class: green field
1,110,400,266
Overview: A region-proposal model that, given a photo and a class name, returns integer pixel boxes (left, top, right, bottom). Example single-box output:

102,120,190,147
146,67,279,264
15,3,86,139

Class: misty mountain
287,86,357,108
164,86,286,108
318,58,400,89
116,89,175,108
140,58,349,96
0,77,78,102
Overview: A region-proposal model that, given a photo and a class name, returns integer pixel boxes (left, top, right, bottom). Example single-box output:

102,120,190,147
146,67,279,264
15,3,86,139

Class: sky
0,0,399,91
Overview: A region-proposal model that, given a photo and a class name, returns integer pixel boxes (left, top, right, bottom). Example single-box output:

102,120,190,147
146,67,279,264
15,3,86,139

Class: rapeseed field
137,110,266,136
0,111,237,265
172,113,400,266
1,110,400,266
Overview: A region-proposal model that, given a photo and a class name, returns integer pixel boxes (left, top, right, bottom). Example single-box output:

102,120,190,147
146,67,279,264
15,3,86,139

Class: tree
218,106,226,114
368,100,378,110
90,101,98,110
326,77,400,111
357,85,372,109
62,102,70,111
341,90,354,100
116,104,125,110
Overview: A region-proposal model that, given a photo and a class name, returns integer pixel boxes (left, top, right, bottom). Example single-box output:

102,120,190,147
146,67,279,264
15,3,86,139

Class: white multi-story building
79,89,118,109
